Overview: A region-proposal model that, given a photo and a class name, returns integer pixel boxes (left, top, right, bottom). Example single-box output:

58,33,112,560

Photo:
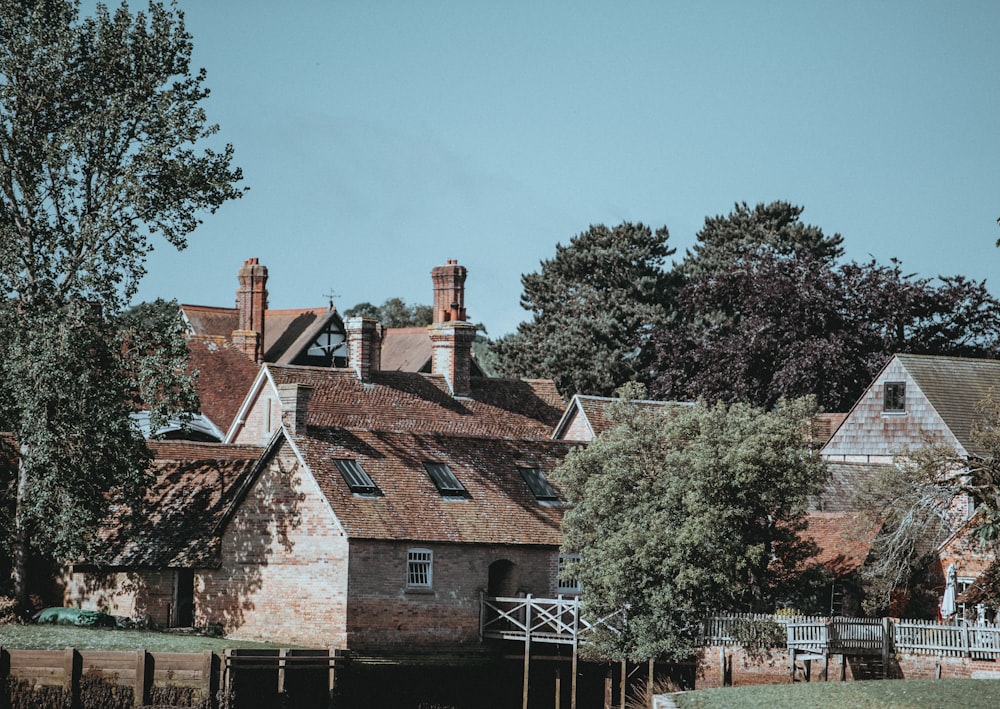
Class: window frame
334,458,380,495
883,381,906,413
519,466,558,501
557,553,582,595
423,461,468,497
406,548,433,589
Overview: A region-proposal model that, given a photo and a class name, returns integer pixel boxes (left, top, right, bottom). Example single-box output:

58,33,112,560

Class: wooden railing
480,594,623,646
482,598,1000,659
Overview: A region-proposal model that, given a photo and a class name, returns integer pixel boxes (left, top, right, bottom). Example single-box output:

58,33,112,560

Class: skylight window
519,467,558,501
334,459,379,495
423,462,468,497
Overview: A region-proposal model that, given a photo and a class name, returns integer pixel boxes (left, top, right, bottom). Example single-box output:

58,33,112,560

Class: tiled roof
896,354,1000,457
812,461,891,513
181,304,326,363
84,442,263,568
812,413,847,445
381,327,432,372
294,429,570,544
186,336,260,432
267,366,564,439
802,511,874,577
553,394,687,440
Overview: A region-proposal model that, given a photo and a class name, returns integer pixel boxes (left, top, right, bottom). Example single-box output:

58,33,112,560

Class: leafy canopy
492,222,674,396
0,0,243,583
554,388,826,660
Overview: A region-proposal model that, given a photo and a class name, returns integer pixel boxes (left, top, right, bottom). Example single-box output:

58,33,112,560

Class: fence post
479,590,485,643
134,649,150,707
881,618,890,678
201,650,215,703
962,622,971,658
522,594,532,709
64,648,81,705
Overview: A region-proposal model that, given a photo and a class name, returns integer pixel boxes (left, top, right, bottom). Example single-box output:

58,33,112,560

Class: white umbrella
941,563,957,618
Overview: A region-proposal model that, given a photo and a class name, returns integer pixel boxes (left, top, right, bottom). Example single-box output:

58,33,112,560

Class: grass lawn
0,624,293,652
671,679,1000,709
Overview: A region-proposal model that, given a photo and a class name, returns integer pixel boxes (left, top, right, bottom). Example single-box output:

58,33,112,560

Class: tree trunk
12,449,30,611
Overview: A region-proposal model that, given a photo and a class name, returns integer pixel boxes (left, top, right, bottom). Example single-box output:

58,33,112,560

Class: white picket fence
705,612,1000,658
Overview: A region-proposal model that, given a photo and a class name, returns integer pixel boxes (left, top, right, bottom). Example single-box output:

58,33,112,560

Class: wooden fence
703,612,1000,659
0,646,344,708
480,593,624,646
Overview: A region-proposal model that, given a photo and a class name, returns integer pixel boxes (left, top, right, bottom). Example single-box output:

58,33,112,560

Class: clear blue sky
130,1,1000,336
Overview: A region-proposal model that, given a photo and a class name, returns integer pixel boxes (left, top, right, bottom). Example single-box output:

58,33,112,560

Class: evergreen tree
492,222,674,396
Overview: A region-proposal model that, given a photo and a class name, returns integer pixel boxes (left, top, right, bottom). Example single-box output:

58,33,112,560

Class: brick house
821,353,1000,614
67,261,578,651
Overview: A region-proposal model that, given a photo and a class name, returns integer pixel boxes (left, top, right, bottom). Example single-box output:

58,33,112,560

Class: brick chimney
277,383,312,435
431,259,467,323
232,258,268,362
429,260,475,397
346,316,381,383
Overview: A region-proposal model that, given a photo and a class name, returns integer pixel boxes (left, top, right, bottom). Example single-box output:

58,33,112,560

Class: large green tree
0,1,243,605
492,222,674,397
553,389,826,660
648,203,1000,411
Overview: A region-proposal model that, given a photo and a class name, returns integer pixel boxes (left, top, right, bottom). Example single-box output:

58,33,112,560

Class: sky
127,0,1000,337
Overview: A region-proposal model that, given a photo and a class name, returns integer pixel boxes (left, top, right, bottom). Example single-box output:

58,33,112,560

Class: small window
423,462,467,497
883,382,906,412
334,459,379,495
519,467,558,501
558,553,581,594
407,548,433,588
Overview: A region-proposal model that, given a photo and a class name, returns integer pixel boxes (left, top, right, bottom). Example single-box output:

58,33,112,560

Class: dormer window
884,382,906,413
423,462,468,497
519,467,558,501
334,459,380,495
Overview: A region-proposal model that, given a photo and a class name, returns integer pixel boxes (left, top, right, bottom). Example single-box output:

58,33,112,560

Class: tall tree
677,201,844,279
648,203,1000,411
554,388,826,660
492,222,674,397
0,1,243,605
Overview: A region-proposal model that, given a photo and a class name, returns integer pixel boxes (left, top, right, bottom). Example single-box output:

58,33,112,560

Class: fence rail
482,597,1000,659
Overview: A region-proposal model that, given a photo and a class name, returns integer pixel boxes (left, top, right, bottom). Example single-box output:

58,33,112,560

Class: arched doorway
487,559,517,597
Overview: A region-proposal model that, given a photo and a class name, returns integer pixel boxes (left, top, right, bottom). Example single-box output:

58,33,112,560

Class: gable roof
185,336,261,433
552,394,688,441
894,353,1000,457
81,441,264,569
240,365,564,441
181,304,328,363
812,461,892,513
293,429,570,544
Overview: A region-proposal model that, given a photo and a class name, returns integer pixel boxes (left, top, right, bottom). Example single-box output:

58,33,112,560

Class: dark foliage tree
649,204,1000,411
554,387,826,660
0,1,243,605
492,222,675,397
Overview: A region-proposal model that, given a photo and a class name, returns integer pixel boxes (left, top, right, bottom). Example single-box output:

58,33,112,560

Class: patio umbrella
941,563,957,618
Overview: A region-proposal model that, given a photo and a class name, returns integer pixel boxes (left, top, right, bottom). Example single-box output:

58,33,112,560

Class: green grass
0,624,292,652
672,679,1000,709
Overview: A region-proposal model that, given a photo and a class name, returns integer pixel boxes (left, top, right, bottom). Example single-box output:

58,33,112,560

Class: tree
854,394,1000,615
343,297,432,328
677,201,844,279
492,223,675,397
553,388,826,660
0,1,243,605
647,203,1000,411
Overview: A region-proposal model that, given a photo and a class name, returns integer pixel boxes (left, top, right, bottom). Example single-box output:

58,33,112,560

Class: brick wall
198,441,350,647
231,388,276,446
345,539,560,652
696,645,1000,688
64,569,174,626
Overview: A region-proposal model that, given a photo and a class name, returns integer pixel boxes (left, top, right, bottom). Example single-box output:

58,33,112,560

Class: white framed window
407,548,433,589
558,553,581,594
883,382,906,413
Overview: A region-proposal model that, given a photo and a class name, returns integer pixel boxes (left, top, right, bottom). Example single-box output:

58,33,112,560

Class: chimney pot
431,260,467,324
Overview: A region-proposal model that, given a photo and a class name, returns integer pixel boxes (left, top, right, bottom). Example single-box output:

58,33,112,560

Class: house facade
68,261,577,652
821,353,1000,615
